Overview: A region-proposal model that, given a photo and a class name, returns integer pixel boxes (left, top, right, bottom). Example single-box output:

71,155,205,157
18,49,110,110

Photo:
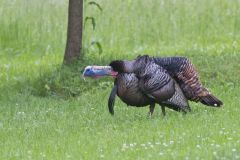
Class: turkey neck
110,55,152,74
110,60,136,73
123,60,136,73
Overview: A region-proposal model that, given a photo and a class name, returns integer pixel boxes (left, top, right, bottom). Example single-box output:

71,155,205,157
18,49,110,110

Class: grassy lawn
0,0,240,159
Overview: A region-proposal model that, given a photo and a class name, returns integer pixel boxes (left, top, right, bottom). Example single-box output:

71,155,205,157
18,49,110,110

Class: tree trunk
63,0,83,64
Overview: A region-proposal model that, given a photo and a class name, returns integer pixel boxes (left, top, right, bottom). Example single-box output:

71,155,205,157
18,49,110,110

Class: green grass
0,0,240,159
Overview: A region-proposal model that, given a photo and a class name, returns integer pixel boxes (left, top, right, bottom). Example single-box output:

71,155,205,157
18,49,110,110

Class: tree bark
63,0,83,64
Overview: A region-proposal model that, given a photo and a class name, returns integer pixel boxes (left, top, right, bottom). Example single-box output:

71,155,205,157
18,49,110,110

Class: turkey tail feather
108,84,118,115
200,94,223,107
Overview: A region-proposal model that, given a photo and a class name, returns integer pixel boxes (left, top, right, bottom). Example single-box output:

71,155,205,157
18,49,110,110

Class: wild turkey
83,55,223,115
108,73,190,116
152,57,223,107
82,58,190,116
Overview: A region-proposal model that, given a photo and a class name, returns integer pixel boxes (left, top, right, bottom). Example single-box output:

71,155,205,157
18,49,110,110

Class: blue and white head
82,65,118,79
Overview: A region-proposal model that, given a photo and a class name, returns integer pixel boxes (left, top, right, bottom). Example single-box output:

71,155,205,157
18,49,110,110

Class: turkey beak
82,67,90,81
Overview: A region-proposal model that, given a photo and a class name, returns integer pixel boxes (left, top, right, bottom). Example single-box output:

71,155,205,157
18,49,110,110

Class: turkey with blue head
83,55,223,116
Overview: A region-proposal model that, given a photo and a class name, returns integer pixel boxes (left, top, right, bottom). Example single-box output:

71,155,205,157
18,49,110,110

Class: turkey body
108,55,190,115
108,73,190,115
115,73,152,107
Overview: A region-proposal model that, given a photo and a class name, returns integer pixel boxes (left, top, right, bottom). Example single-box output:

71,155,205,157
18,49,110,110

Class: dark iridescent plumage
109,55,190,115
108,73,190,115
153,57,223,107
